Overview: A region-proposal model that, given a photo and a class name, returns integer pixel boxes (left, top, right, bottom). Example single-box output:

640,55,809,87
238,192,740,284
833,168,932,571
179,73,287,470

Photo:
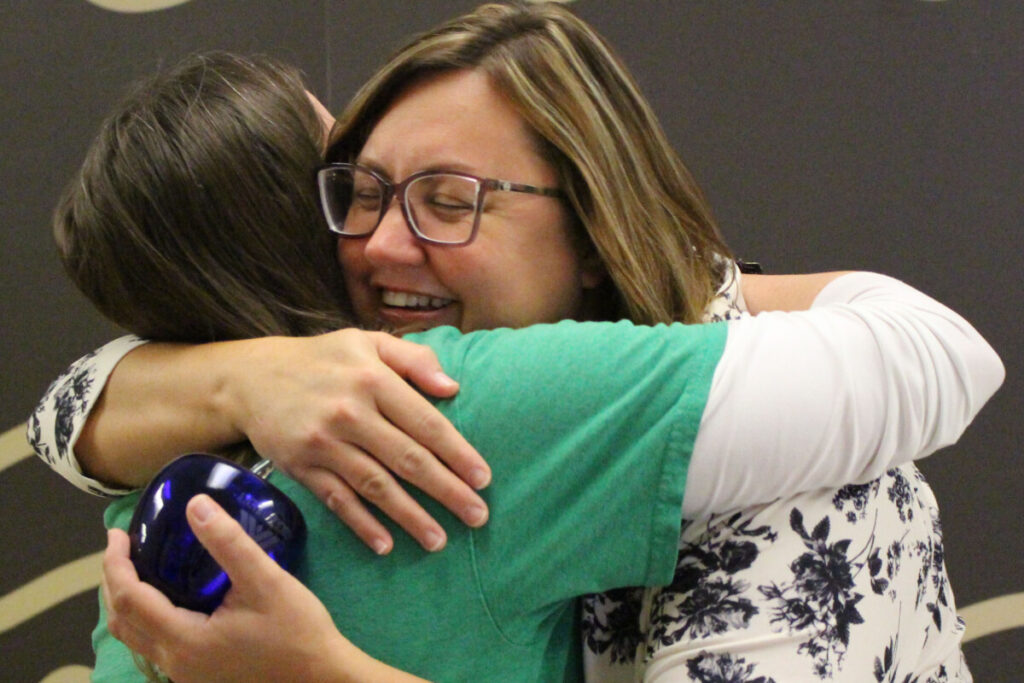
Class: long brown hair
52,51,357,683
54,51,353,342
328,1,734,324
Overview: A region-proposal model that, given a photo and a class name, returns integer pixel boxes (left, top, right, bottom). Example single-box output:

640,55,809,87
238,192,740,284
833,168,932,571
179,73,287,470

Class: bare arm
76,341,247,487
48,330,492,554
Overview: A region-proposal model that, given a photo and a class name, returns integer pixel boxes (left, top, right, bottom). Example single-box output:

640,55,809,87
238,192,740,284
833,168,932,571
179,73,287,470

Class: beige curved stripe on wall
39,665,92,683
2,423,99,680
0,422,32,475
1,424,105,637
0,551,104,635
960,592,1024,643
86,0,192,12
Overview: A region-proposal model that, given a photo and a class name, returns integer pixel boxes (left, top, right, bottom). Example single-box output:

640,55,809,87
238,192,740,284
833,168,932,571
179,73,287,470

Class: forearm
684,271,1004,516
76,340,252,488
34,328,490,552
318,641,432,683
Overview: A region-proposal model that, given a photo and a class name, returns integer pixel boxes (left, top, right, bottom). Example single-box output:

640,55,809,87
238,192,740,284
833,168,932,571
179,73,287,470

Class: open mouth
380,290,454,311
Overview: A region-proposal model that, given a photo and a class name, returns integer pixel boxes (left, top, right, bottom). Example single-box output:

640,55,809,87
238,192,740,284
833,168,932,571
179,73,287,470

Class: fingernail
470,467,491,489
190,495,214,522
424,530,446,552
435,372,459,390
464,503,488,527
372,538,391,555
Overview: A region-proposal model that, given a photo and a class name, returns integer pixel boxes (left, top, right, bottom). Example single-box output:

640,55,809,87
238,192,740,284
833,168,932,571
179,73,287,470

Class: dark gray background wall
2,1,1020,681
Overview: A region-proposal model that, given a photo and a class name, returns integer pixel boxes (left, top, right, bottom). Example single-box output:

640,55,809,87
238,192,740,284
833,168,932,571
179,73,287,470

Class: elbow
964,334,1005,415
916,323,1005,456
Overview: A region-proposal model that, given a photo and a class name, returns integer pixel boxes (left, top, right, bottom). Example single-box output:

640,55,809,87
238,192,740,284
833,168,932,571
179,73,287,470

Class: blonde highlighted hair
328,1,733,324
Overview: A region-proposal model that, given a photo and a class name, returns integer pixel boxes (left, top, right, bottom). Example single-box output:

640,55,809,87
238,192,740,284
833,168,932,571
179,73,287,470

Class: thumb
186,494,283,598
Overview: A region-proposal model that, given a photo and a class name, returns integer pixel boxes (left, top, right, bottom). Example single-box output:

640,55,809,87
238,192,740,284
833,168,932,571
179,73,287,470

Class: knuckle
106,610,124,639
356,471,391,503
416,346,440,363
332,328,360,348
109,588,134,619
324,487,353,514
415,410,448,441
352,366,384,392
329,398,363,426
394,445,427,479
296,430,323,456
299,428,332,456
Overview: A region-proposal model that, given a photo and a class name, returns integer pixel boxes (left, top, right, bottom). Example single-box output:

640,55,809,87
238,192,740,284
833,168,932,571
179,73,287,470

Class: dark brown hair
52,52,356,683
54,51,353,342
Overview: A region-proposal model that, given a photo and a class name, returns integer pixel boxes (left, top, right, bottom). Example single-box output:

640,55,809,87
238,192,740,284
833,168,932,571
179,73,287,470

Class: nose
362,201,427,267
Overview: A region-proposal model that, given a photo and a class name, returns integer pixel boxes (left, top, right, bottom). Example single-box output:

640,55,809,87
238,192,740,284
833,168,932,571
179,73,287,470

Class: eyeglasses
316,163,564,246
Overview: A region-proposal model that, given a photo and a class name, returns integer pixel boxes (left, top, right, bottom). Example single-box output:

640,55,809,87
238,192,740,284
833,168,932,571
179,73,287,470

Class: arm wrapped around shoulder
683,271,1005,517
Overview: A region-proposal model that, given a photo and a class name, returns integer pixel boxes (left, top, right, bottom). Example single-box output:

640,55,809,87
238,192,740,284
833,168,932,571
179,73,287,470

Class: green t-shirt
93,319,727,682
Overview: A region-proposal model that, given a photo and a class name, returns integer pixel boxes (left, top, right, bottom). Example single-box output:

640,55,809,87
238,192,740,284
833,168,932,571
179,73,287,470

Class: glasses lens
406,174,480,245
319,167,383,236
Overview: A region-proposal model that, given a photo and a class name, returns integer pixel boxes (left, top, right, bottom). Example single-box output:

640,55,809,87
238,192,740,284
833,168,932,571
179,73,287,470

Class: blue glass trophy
128,453,306,614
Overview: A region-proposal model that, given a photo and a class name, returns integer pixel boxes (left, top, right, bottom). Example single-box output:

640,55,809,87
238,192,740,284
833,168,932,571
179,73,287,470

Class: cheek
525,257,587,321
337,241,372,291
336,239,360,271
336,240,375,311
455,238,587,329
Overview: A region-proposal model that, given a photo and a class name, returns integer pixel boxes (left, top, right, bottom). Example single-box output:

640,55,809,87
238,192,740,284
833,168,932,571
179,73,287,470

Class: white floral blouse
581,268,971,682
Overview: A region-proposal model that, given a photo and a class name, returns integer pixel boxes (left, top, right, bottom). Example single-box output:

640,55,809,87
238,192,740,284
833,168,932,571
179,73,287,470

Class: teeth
381,290,451,309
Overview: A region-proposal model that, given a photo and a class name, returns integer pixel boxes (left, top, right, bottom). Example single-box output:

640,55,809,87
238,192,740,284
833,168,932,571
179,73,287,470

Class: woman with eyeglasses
33,4,1001,682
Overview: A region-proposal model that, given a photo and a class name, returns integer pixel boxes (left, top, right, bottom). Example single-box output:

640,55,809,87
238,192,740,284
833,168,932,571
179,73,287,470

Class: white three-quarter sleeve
682,271,1004,517
26,336,148,496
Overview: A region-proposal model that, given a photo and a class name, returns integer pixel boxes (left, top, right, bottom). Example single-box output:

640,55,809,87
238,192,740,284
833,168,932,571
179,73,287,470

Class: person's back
95,319,729,681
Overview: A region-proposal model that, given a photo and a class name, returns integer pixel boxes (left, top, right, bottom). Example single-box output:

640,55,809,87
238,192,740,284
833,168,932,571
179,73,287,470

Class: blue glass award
128,453,306,614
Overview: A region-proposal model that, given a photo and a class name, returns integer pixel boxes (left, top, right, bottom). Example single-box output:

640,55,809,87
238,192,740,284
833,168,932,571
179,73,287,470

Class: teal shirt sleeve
92,494,147,682
410,320,726,639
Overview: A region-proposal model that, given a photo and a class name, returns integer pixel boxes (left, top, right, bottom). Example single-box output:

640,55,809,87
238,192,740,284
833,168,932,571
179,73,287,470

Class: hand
225,329,490,553
102,495,429,682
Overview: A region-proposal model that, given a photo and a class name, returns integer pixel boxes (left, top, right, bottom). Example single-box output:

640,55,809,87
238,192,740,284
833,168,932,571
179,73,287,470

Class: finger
100,533,124,620
101,530,134,638
185,494,290,597
103,527,132,575
371,333,460,397
383,378,490,491
299,466,394,555
107,613,161,665
371,335,492,490
102,530,203,654
323,370,491,529
325,445,450,552
345,412,490,531
102,528,145,621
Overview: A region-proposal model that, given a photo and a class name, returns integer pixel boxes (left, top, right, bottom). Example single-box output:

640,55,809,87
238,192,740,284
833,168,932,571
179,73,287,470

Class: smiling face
336,69,602,333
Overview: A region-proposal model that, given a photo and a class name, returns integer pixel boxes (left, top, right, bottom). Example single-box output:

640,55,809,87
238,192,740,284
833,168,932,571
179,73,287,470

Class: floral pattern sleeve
581,265,973,683
26,335,148,496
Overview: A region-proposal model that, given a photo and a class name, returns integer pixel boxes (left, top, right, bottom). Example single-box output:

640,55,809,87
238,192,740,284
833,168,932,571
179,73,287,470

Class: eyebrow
354,158,481,181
